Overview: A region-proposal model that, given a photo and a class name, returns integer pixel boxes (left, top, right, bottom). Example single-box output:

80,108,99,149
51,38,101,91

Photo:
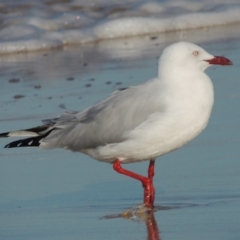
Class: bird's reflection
103,204,161,240
145,212,161,240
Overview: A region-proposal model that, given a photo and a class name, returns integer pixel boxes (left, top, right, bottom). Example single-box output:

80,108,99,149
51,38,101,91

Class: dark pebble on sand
9,78,20,83
106,81,111,85
85,83,91,87
66,77,75,81
83,63,88,67
115,82,122,85
150,36,158,40
13,94,25,99
34,85,41,89
59,104,65,109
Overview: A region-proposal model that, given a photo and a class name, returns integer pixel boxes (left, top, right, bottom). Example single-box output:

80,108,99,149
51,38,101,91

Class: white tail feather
8,131,40,137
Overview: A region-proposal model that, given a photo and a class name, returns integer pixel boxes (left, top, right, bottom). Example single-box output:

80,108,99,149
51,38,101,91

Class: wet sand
0,26,240,239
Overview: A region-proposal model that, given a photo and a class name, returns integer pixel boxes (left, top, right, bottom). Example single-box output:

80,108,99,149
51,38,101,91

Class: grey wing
41,80,165,151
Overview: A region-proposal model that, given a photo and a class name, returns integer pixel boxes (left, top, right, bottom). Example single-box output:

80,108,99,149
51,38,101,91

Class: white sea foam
0,0,240,54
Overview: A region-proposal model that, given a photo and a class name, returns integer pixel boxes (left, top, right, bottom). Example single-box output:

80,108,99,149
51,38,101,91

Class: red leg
113,159,156,208
148,159,155,206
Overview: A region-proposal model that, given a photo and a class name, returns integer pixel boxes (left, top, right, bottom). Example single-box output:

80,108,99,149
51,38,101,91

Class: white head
158,42,232,75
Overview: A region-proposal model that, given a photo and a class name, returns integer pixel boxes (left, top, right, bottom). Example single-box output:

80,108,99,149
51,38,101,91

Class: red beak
205,56,233,66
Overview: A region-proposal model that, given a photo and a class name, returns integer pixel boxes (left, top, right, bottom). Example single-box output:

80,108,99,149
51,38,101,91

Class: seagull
0,42,232,208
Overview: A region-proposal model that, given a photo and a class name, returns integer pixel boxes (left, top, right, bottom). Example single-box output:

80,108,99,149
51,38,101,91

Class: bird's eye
193,51,199,56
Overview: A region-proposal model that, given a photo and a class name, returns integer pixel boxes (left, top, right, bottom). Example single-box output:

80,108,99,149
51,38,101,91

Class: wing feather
41,79,165,151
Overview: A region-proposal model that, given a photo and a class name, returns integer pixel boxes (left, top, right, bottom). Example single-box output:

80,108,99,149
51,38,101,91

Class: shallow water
0,28,240,239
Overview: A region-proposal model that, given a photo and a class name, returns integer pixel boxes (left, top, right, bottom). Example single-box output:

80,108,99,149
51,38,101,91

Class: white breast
85,72,214,163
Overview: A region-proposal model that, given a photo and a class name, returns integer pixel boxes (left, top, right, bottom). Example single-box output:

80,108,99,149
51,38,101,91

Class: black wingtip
4,136,43,148
0,132,10,138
